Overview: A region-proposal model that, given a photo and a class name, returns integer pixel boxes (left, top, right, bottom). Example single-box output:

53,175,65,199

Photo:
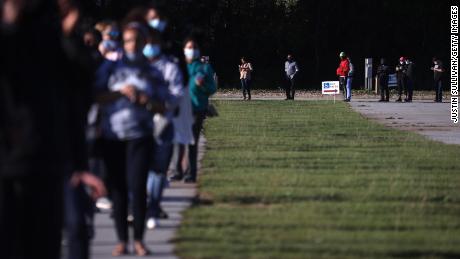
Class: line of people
377,57,445,102
336,52,446,103
1,1,216,258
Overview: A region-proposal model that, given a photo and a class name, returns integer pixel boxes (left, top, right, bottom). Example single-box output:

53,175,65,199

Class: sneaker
127,214,134,223
378,99,385,102
96,197,112,211
395,98,402,102
146,218,157,230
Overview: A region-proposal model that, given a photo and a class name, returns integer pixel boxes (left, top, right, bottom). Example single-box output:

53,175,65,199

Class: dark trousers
188,112,206,181
102,137,153,242
64,182,94,259
406,78,414,101
285,76,296,99
0,176,63,259
147,131,174,217
241,78,251,99
435,79,443,102
397,76,406,97
379,78,390,101
339,76,347,99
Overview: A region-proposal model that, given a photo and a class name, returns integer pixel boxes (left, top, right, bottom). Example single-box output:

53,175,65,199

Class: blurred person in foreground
0,0,104,258
94,21,170,256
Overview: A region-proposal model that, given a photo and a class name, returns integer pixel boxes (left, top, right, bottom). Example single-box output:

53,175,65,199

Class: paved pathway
90,181,196,259
78,136,206,259
350,99,460,145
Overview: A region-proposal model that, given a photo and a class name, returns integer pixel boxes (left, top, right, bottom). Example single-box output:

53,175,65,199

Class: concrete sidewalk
350,99,460,145
90,182,196,259
82,136,206,259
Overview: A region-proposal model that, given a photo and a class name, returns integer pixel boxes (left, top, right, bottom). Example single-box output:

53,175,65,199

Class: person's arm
93,60,124,103
202,64,217,95
164,62,185,112
292,62,299,77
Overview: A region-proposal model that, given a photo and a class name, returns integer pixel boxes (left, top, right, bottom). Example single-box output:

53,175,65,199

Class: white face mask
184,48,200,60
148,18,167,32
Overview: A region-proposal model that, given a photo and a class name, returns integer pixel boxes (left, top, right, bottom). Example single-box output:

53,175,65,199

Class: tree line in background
81,0,453,90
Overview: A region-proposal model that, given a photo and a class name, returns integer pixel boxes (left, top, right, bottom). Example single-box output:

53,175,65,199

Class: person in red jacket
336,52,350,101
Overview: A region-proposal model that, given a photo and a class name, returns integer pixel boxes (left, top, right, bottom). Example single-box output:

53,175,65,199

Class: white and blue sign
322,81,340,95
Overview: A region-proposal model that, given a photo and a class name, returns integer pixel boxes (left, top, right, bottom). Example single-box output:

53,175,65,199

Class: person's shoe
169,173,183,181
184,175,196,183
156,208,169,219
284,98,290,100
385,99,390,102
395,98,402,102
146,217,157,230
127,214,134,224
378,99,385,102
243,96,247,100
96,197,112,211
133,241,151,256
405,99,412,103
112,243,128,257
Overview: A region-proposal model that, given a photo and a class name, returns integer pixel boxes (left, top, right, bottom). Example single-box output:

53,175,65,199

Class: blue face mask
143,44,161,59
148,19,167,32
184,48,200,60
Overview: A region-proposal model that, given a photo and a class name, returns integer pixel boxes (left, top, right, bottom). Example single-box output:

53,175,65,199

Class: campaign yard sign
322,81,340,95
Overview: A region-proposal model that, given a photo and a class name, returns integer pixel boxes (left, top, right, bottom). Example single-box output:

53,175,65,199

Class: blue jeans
147,124,174,218
346,77,353,100
241,78,251,99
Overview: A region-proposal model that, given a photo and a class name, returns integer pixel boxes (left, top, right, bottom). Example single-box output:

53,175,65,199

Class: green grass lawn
176,100,460,259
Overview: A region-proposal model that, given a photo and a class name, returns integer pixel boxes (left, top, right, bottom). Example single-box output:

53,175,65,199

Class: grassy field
176,100,460,259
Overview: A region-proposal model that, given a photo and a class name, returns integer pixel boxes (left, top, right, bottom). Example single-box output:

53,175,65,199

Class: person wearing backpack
183,37,217,183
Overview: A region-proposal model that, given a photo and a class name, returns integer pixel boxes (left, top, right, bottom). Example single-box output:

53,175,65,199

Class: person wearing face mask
431,57,445,102
142,29,192,229
145,7,167,33
97,21,123,61
395,57,408,102
336,52,350,102
94,22,170,256
183,38,217,183
377,58,390,102
405,58,415,102
285,54,299,100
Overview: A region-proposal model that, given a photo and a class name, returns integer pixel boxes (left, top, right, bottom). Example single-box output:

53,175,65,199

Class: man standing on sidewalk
405,58,415,102
431,57,445,102
377,58,390,102
284,54,299,100
395,57,407,102
336,52,350,102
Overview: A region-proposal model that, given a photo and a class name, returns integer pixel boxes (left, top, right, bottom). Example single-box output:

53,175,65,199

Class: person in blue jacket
183,38,217,183
93,22,169,256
